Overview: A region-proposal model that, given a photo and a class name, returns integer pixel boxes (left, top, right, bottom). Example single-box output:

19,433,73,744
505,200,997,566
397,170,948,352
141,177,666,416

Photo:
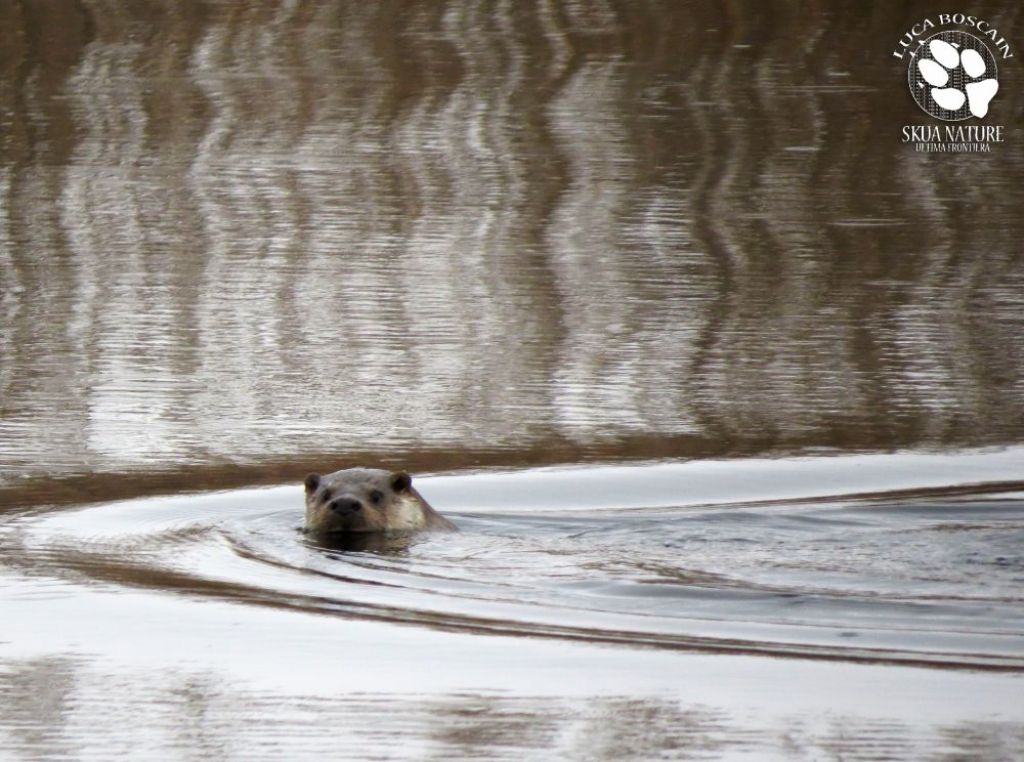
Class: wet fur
303,467,456,535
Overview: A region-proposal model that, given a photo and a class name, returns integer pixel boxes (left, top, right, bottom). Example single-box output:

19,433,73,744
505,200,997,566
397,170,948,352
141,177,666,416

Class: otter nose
330,497,362,515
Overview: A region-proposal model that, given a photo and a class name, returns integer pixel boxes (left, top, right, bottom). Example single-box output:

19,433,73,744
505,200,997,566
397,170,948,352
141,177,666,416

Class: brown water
2,2,1024,759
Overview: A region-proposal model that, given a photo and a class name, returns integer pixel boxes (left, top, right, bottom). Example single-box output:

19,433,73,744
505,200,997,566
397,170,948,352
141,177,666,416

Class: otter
303,467,456,535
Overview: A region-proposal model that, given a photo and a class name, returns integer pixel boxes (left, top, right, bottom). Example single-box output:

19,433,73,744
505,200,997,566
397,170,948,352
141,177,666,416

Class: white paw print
917,37,998,118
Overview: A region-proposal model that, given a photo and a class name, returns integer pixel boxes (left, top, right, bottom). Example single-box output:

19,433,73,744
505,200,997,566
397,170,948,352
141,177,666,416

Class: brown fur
303,467,456,535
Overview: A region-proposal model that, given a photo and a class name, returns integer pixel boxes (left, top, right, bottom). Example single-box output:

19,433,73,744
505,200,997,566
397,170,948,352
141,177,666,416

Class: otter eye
369,490,383,504
321,489,333,502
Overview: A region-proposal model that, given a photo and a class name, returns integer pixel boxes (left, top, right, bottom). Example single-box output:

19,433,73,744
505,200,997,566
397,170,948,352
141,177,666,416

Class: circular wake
11,460,1023,671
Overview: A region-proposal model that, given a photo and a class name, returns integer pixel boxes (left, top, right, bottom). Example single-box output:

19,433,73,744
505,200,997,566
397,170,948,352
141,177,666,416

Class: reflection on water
2,458,1024,759
3,654,1018,761
11,454,1024,669
3,3,1024,759
2,1,1024,488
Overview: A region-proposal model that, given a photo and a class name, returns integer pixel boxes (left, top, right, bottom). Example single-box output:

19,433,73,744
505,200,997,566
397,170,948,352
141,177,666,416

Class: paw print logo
909,31,999,120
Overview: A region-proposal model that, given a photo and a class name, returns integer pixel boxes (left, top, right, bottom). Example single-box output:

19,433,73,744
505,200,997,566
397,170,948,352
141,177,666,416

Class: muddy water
4,454,1024,759
2,1,1024,759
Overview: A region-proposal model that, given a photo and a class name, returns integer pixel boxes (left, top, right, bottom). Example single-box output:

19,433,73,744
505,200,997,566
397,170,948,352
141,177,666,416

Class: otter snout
330,497,362,515
303,467,457,535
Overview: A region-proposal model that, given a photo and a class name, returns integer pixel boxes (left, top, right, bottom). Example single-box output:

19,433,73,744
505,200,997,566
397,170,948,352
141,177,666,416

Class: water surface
2,1,1024,759
1,1,1023,487
3,452,1024,759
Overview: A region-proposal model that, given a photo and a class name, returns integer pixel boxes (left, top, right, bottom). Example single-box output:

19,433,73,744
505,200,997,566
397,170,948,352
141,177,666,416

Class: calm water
2,1,1024,759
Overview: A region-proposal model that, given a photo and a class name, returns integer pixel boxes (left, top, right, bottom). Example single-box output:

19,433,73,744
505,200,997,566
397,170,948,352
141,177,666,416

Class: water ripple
9,453,1023,671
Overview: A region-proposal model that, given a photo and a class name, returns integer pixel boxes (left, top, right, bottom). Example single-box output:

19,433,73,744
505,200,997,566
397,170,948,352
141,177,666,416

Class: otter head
303,467,426,534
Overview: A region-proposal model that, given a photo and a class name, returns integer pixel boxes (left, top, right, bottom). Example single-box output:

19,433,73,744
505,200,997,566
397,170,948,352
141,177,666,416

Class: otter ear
304,473,321,493
391,472,412,492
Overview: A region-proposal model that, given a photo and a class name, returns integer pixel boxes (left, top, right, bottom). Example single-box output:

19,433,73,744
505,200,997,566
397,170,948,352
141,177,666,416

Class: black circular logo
907,31,999,121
